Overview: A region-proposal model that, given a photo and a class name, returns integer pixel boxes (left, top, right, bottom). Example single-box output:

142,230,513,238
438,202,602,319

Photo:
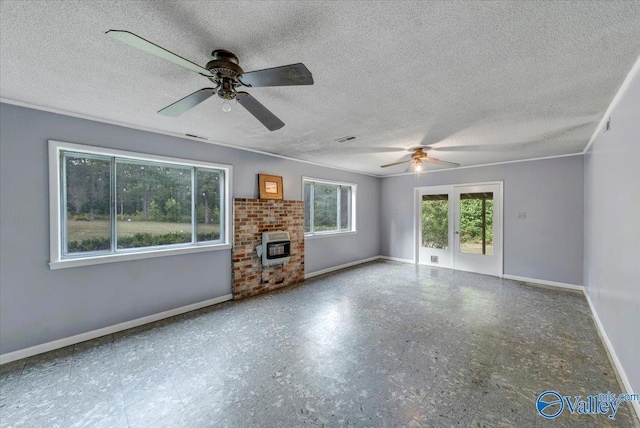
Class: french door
416,182,502,277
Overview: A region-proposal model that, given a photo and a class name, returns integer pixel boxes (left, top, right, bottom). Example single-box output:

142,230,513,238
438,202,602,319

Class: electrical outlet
518,212,526,219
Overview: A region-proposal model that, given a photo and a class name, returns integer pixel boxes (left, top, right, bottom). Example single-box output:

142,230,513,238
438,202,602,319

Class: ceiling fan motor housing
206,49,244,99
412,150,426,159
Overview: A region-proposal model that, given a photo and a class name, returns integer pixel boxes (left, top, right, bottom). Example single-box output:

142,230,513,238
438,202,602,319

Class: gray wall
380,155,584,285
0,103,380,354
584,67,640,393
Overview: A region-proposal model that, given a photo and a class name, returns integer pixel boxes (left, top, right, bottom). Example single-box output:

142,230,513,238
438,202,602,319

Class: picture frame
258,174,284,200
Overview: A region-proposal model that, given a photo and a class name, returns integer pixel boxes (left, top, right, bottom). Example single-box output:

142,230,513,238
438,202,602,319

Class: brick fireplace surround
232,198,305,299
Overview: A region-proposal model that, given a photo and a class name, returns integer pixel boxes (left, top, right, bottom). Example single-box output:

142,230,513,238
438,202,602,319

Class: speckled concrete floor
1,261,637,427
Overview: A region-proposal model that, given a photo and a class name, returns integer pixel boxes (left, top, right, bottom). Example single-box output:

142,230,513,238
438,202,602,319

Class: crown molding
583,53,640,155
0,98,380,178
2,98,591,179
381,152,583,178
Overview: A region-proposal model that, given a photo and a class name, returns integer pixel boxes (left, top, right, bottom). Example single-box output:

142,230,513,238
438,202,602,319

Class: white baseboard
0,294,232,365
502,274,584,291
3,256,401,364
304,256,381,279
378,255,415,264
583,290,640,421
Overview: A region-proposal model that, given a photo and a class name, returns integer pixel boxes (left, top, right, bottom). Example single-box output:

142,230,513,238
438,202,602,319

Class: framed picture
258,174,284,200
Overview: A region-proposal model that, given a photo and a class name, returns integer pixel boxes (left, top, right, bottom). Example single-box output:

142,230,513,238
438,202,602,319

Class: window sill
49,243,232,270
304,231,357,240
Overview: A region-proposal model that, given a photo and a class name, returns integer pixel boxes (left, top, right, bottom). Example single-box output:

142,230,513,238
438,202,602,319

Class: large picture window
303,178,356,236
49,141,231,269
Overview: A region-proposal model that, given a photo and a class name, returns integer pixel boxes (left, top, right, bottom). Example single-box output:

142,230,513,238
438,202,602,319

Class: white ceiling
2,1,640,176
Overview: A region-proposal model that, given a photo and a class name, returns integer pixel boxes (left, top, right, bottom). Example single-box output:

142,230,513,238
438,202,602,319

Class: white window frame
302,176,357,238
48,140,232,270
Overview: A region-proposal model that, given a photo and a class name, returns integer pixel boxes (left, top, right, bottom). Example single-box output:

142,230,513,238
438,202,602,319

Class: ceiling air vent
185,133,208,140
334,136,356,143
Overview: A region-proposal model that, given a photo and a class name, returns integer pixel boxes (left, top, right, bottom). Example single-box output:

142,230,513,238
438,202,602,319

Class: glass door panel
422,194,449,250
417,187,454,268
459,192,493,255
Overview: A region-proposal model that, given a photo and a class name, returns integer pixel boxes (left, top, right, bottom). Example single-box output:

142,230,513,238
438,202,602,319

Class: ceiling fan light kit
105,30,314,131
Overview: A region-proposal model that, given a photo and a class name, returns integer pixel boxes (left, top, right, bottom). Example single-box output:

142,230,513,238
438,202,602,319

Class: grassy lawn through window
66,219,220,252
67,219,220,240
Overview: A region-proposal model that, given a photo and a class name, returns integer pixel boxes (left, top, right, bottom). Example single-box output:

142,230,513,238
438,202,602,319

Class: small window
303,178,356,236
50,141,231,268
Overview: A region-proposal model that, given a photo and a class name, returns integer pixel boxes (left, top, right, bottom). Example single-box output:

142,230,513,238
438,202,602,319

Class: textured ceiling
1,1,640,176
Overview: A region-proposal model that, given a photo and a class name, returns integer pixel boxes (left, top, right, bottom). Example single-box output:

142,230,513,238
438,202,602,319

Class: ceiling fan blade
106,30,213,77
380,159,411,168
421,157,460,167
239,63,314,87
158,88,216,117
236,92,285,131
